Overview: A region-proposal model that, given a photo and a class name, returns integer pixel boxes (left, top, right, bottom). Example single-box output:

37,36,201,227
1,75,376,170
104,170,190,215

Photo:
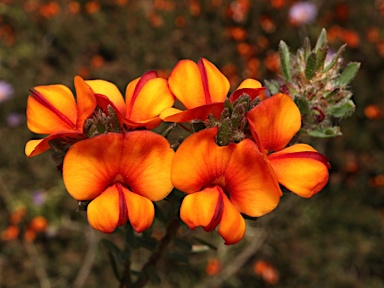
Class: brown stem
131,217,181,288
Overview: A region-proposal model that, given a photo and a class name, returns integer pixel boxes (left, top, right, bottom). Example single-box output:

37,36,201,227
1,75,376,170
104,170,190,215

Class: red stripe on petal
198,59,212,104
30,89,76,129
229,87,266,102
204,188,224,232
269,151,331,168
127,71,158,118
116,183,128,227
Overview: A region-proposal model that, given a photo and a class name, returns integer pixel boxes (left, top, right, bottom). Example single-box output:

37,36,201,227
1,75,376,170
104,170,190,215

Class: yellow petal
247,93,301,152
236,79,262,89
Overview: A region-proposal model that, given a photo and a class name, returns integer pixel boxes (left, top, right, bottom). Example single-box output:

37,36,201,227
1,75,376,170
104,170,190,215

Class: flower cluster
26,58,330,244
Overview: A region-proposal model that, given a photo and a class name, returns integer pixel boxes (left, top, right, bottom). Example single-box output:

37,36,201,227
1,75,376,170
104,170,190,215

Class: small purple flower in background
289,2,317,26
0,81,14,103
32,190,46,206
6,112,25,128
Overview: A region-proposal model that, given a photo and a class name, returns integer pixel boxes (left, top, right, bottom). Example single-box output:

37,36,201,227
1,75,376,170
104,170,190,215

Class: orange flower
172,128,282,244
205,258,222,275
254,260,279,285
86,71,174,129
25,76,96,157
247,94,330,198
161,58,264,123
63,131,174,233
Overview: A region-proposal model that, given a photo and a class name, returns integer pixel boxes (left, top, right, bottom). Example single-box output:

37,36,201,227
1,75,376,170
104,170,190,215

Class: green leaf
303,37,311,60
264,79,280,95
137,236,159,251
306,127,342,138
315,45,328,72
294,96,310,116
125,224,140,249
166,252,189,263
278,40,292,81
305,52,317,80
336,62,361,87
314,28,327,52
323,44,346,72
101,239,121,256
327,100,355,118
107,251,121,281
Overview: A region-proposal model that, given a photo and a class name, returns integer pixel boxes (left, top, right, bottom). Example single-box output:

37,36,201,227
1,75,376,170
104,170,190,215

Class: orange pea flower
26,76,96,157
172,128,282,244
247,93,330,198
161,58,264,123
86,71,174,129
63,131,174,233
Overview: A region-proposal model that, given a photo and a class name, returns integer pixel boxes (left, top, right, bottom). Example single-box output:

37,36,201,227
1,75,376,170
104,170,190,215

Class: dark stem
119,258,132,288
131,217,181,288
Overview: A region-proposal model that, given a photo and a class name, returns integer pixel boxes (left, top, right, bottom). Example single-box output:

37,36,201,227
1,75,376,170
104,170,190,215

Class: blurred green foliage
0,0,384,287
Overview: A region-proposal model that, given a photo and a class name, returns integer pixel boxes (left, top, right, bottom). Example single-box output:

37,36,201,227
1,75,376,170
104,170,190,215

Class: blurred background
0,0,383,287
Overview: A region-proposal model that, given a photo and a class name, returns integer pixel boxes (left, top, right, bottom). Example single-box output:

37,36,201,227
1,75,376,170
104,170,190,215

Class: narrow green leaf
166,252,189,263
336,62,361,87
294,97,310,116
107,251,121,281
101,239,121,256
305,52,317,80
278,40,292,81
315,45,328,72
327,100,355,118
307,127,342,138
323,44,346,72
303,37,311,60
314,28,327,52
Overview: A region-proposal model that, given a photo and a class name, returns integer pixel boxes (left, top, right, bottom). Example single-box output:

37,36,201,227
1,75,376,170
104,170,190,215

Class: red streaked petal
171,128,233,193
27,87,77,134
160,102,225,123
180,186,223,230
119,131,174,201
246,93,301,152
126,71,158,117
85,79,125,114
198,58,230,104
124,189,155,232
87,185,120,233
225,138,282,217
169,59,229,109
125,77,174,124
268,144,330,198
218,195,246,245
74,76,97,129
229,79,264,102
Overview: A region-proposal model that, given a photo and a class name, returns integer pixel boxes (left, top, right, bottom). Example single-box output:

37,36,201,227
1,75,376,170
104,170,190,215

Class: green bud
279,40,292,81
216,118,232,146
305,52,317,80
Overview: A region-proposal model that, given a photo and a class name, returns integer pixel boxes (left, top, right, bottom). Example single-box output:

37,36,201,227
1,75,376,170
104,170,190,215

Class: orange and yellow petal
119,131,174,201
27,85,77,134
85,79,125,115
74,76,97,129
268,144,330,198
218,195,246,245
63,133,124,200
180,186,223,231
168,58,229,109
246,93,301,152
225,138,282,217
125,77,174,124
160,103,225,123
125,189,155,232
87,185,120,233
171,128,233,193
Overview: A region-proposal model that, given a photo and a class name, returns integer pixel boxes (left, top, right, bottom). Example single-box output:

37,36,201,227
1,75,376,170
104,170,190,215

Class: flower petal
63,133,123,200
225,138,282,217
125,77,174,126
246,93,301,152
160,103,225,123
171,128,233,193
85,79,125,114
218,195,246,245
87,185,120,233
169,58,229,109
74,76,97,129
124,189,155,232
27,85,77,134
119,131,174,201
180,186,222,230
268,144,330,198
229,79,264,102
